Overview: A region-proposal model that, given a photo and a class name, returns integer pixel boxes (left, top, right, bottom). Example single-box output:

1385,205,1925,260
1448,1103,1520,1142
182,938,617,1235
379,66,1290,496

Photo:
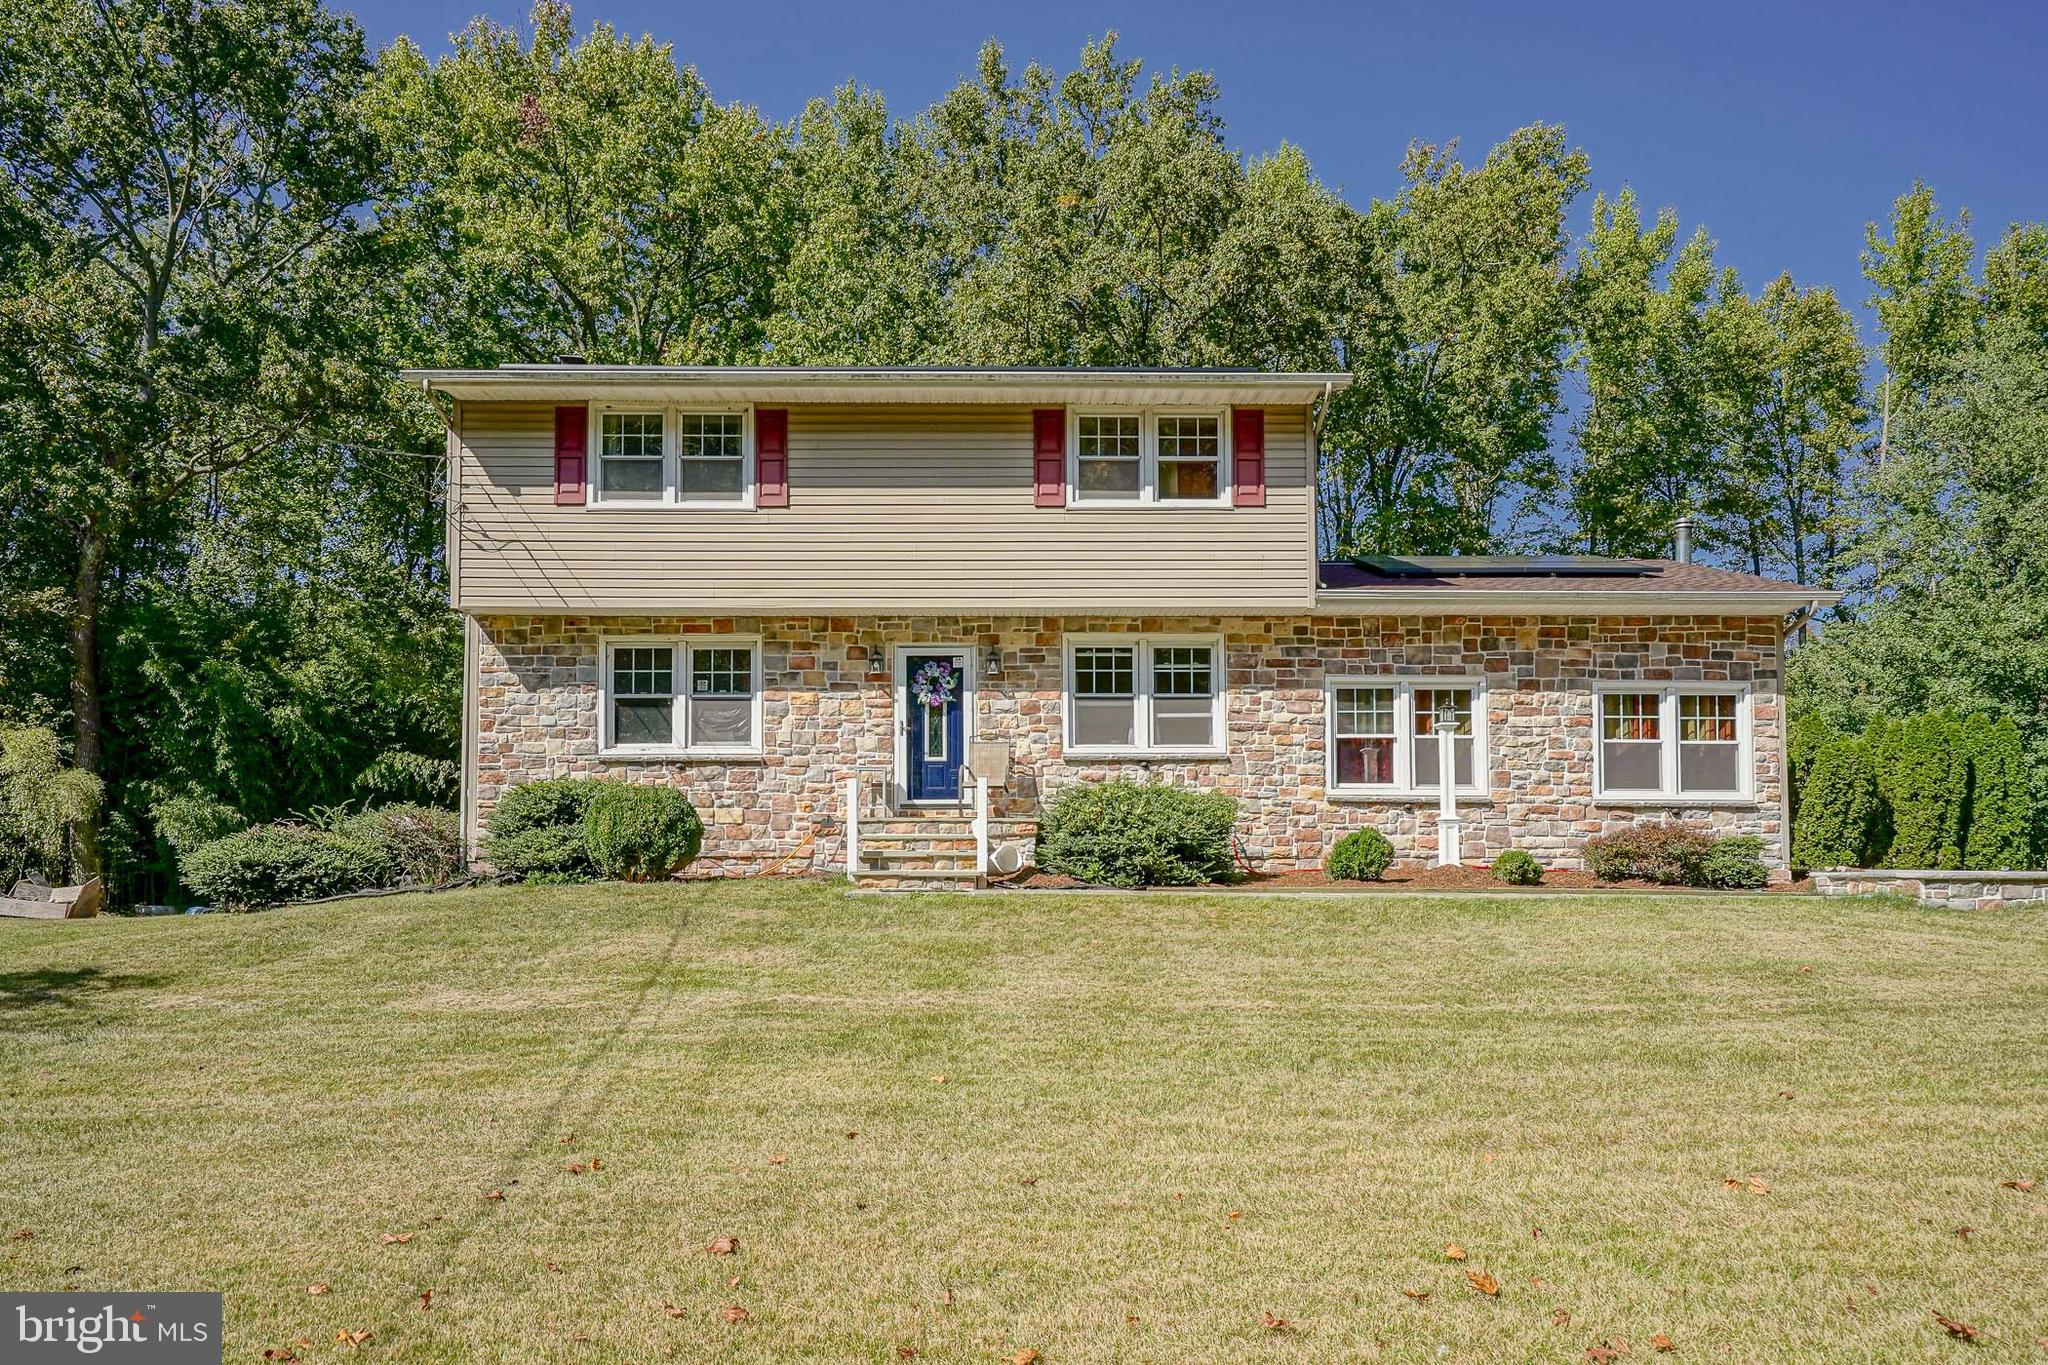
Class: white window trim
587,403,757,510
1062,634,1228,758
597,635,765,759
1066,408,1233,508
1324,676,1491,801
1593,684,1754,803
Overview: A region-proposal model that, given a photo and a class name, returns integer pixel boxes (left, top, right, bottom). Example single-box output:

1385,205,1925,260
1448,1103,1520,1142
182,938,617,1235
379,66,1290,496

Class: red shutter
554,405,587,505
756,407,789,507
1033,408,1066,507
1231,407,1265,507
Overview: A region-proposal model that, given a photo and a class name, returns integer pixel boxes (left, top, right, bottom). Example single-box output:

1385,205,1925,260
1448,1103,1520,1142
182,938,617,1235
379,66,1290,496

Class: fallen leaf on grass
565,1162,588,1175
1933,1312,1978,1340
1552,1308,1570,1326
1125,1314,1139,1326
378,1233,414,1245
1585,1341,1626,1363
1444,1244,1468,1261
560,1132,574,1145
707,1236,739,1255
307,1284,329,1296
1778,1090,1795,1100
938,1289,954,1307
768,1155,788,1166
2002,1178,2037,1192
929,1075,947,1084
1400,1289,1430,1301
260,1351,299,1362
1226,1210,1242,1221
1017,1177,1039,1187
334,1329,373,1349
1953,1226,1974,1241
1008,1351,1040,1365
727,1276,740,1288
419,1290,433,1311
845,1131,859,1140
1466,1270,1500,1297
1722,1175,1770,1195
719,1304,750,1325
9,1230,29,1242
662,1304,685,1320
1649,1333,1676,1353
896,1348,918,1360
1260,1312,1293,1332
484,1190,505,1201
1799,964,1813,973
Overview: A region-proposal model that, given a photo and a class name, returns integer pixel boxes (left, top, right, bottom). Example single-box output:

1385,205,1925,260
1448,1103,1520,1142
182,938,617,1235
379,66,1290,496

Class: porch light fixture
982,650,1002,680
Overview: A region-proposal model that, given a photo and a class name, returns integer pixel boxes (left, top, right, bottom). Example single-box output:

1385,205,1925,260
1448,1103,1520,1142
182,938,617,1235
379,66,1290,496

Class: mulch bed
1001,865,1816,893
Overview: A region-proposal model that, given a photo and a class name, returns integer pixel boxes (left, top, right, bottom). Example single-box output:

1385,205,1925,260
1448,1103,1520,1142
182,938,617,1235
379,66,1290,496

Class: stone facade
472,612,1787,876
1810,868,2048,910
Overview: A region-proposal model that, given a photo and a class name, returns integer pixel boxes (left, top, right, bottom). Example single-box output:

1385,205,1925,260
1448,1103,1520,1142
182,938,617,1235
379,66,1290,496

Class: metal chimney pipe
1673,515,1696,565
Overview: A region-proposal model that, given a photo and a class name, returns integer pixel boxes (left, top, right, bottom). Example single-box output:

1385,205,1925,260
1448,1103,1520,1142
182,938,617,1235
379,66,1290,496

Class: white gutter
1315,589,1844,614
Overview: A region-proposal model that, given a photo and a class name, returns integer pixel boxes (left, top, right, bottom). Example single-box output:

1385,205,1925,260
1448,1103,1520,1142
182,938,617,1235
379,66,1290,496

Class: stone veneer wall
1809,869,2048,910
473,613,1786,876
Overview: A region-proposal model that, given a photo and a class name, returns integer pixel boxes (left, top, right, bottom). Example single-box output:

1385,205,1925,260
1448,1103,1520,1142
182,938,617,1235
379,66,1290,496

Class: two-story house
404,365,1838,886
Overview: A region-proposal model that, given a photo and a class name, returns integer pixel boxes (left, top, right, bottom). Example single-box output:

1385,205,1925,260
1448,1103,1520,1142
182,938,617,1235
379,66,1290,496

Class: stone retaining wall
472,612,1786,876
1810,868,2048,910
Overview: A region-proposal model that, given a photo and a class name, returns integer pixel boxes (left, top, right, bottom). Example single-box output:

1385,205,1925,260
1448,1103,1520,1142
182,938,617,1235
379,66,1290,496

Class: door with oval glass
903,650,967,802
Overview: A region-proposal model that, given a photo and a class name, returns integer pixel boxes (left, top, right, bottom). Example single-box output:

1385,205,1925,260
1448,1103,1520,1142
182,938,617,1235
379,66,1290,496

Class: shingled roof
1315,556,1839,612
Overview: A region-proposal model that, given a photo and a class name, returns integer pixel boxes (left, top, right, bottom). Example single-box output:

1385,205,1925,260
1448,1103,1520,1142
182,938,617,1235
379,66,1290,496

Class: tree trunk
68,521,107,879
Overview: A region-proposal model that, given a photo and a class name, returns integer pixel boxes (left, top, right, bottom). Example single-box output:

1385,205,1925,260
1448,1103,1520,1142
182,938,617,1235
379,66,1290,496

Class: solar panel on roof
1352,555,1652,578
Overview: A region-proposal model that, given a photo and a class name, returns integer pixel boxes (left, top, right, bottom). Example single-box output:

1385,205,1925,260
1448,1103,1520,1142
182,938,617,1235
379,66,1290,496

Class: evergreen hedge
1882,713,1966,868
1035,781,1237,887
1962,715,2032,870
1790,738,1884,869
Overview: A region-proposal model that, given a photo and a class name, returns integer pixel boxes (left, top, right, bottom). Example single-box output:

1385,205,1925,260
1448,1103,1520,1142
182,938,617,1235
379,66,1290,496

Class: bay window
601,638,762,755
590,406,754,507
1068,410,1230,505
1326,678,1489,798
1065,637,1225,754
1596,687,1749,798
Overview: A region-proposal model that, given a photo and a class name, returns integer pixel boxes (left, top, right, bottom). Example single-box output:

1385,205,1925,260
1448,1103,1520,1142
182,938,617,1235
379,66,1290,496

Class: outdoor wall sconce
982,650,1002,680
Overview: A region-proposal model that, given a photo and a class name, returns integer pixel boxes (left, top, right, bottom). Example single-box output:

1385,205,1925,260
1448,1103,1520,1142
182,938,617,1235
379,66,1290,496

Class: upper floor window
1069,410,1230,506
1065,636,1225,754
600,636,762,756
1326,677,1488,799
591,406,754,508
1596,686,1749,799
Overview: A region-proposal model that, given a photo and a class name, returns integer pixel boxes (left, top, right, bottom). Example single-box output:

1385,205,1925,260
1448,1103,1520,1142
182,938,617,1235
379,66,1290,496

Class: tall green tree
0,0,388,873
1319,125,1589,554
369,0,793,366
1863,182,1977,464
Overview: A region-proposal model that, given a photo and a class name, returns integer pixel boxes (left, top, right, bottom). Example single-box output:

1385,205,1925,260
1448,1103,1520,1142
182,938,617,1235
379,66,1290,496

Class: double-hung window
1068,410,1229,505
601,637,762,755
1065,637,1225,754
1596,686,1749,799
1326,678,1488,798
591,406,754,507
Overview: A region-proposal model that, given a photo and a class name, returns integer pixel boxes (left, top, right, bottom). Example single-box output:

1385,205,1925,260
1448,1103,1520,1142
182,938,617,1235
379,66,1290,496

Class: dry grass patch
1,882,2046,1361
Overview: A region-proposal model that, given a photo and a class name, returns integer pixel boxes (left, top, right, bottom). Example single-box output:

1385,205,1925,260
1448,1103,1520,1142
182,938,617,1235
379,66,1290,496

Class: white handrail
971,770,990,881
845,774,862,878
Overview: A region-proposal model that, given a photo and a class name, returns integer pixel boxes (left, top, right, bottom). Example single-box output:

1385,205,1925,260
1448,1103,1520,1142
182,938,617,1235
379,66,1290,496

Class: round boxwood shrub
1035,780,1237,888
1697,835,1769,889
1491,849,1543,885
181,823,397,909
1325,828,1394,881
485,778,606,881
582,785,703,881
1583,824,1716,884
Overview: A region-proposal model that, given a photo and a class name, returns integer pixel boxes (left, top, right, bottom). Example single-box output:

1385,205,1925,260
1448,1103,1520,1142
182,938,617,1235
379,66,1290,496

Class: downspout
1775,598,1821,879
1307,382,1334,600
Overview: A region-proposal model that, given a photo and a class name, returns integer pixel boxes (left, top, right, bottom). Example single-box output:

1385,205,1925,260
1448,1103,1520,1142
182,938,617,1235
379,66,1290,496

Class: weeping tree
0,726,102,885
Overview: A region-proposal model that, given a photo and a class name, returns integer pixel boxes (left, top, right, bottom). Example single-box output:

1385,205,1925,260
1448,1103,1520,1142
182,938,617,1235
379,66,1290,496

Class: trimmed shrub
583,785,703,881
1785,713,1839,822
1884,713,1965,868
1583,824,1716,885
485,778,605,881
1963,714,2032,870
1491,849,1543,885
1325,828,1395,882
181,824,396,909
1035,781,1237,888
1698,835,1769,889
339,804,464,886
1791,738,1883,869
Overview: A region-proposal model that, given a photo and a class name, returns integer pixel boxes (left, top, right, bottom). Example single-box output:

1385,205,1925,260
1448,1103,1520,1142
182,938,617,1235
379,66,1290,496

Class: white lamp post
1434,695,1463,867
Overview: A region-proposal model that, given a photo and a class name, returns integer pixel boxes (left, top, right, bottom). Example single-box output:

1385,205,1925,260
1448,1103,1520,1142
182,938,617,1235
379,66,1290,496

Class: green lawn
3,882,2046,1362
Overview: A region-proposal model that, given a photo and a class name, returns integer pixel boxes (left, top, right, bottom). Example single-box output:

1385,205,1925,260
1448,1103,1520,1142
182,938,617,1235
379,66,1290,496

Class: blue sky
345,0,2048,339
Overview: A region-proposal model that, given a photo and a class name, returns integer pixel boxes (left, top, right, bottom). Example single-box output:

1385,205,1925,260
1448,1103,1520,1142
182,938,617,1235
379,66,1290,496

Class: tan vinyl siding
451,403,1314,613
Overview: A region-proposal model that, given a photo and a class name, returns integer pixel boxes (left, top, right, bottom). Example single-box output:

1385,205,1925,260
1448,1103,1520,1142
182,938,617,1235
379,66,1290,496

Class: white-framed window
599,636,763,756
1594,685,1751,799
1325,677,1489,798
589,405,755,508
1067,409,1231,506
1064,635,1226,754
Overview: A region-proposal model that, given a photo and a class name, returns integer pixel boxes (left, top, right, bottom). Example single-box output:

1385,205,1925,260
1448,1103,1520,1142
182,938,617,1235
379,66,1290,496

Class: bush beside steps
1035,780,1236,888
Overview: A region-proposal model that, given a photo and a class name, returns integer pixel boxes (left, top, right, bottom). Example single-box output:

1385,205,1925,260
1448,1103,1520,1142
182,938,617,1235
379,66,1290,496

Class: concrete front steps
851,811,982,890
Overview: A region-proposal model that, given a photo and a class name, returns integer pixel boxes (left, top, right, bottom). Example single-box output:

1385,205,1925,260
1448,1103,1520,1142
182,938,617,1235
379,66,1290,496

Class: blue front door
906,652,965,801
